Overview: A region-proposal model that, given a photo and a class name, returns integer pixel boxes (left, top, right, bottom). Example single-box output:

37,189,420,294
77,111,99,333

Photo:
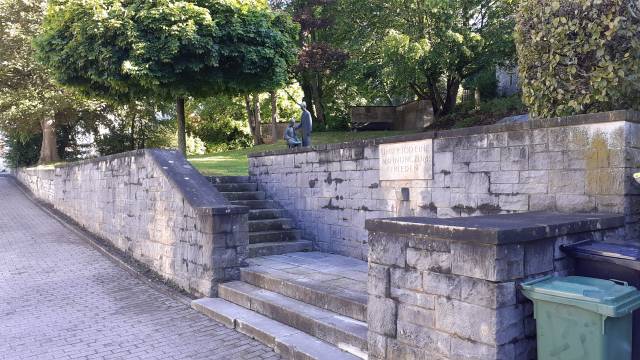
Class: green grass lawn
189,130,412,176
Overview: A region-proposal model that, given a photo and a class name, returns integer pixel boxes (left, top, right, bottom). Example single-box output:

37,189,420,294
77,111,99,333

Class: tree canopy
35,0,299,153
37,0,298,101
334,0,517,116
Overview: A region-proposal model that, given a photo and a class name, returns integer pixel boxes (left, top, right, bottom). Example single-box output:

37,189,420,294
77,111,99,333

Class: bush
516,0,640,118
4,133,41,167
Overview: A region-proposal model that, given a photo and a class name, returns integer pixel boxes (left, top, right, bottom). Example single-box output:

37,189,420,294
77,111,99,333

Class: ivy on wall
516,0,640,118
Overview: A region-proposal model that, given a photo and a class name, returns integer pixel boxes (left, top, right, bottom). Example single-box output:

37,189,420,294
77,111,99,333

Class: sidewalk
0,176,279,360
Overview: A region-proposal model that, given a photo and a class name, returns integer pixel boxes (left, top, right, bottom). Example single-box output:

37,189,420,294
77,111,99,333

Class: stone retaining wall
249,110,640,260
365,212,626,360
16,149,248,298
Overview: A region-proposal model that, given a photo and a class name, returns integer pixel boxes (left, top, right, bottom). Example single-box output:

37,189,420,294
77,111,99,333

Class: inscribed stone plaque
379,139,433,181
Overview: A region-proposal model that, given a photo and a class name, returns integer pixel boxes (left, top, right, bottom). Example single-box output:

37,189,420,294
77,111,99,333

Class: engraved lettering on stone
380,139,433,181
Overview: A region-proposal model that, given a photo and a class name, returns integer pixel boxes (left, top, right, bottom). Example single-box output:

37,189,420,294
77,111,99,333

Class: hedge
516,0,640,118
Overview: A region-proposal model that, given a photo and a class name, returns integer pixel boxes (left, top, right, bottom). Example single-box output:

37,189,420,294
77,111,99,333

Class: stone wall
249,110,640,260
16,149,249,298
350,100,434,131
365,213,625,360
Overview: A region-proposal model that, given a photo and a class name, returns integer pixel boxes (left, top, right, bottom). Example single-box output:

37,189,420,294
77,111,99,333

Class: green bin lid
521,276,640,317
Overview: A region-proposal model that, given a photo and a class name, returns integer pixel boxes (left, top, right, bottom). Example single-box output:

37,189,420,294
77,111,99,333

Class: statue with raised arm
295,102,313,147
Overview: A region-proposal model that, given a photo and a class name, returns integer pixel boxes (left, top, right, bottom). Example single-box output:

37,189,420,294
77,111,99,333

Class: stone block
501,147,529,171
368,295,397,337
434,152,453,174
470,162,501,172
454,149,477,163
368,232,407,267
549,170,586,195
435,297,524,345
406,248,451,274
478,148,501,162
529,194,556,211
423,272,462,298
390,287,435,309
368,331,387,359
524,240,554,275
459,277,517,309
390,268,423,291
369,263,390,297
450,338,514,360
398,303,435,327
488,133,508,148
451,242,524,282
555,194,596,212
499,194,529,211
395,321,451,356
490,171,520,184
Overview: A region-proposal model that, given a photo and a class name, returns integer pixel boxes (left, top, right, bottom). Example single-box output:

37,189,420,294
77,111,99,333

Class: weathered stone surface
15,149,248,298
368,295,398,337
247,112,640,259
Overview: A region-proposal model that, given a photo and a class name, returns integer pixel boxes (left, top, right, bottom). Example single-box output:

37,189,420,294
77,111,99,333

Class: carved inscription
379,139,433,181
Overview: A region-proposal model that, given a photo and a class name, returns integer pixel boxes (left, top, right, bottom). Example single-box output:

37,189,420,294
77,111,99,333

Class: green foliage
334,0,517,115
432,95,525,130
516,0,640,117
4,132,41,167
463,66,498,101
35,0,299,103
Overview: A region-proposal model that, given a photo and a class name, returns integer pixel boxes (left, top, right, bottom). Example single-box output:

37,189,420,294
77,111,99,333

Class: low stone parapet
15,149,248,298
365,212,625,359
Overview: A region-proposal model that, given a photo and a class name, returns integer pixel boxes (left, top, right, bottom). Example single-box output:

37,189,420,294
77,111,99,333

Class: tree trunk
474,87,481,109
245,95,258,145
130,111,137,151
39,118,59,164
300,75,318,122
270,91,278,144
176,97,187,155
310,73,325,126
252,94,263,145
441,78,461,115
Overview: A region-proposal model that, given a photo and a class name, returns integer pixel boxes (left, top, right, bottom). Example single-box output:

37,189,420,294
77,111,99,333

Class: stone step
222,191,266,201
207,176,251,184
230,200,278,209
250,230,301,244
249,218,294,232
213,183,258,192
240,266,367,322
249,240,313,258
249,209,286,221
192,298,362,360
218,282,368,358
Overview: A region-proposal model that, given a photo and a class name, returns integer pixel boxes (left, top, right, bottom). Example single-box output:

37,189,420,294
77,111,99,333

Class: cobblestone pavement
0,176,280,360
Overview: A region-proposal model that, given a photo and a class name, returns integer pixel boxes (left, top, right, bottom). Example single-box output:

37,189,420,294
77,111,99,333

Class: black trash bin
562,240,640,359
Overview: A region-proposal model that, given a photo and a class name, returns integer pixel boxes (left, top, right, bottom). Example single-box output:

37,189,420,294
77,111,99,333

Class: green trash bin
521,276,640,360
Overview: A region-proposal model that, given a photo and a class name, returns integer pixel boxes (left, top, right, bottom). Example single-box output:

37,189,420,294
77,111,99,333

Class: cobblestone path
0,176,279,360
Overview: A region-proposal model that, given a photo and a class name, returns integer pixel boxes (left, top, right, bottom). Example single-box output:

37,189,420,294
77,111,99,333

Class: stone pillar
365,212,625,360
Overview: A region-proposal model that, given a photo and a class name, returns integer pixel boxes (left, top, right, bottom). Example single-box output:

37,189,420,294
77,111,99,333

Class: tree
35,0,298,154
291,0,348,125
336,0,517,116
0,0,98,164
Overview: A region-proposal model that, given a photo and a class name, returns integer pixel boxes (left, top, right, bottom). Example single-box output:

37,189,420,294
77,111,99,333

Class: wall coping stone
22,149,248,215
365,212,625,245
248,109,640,158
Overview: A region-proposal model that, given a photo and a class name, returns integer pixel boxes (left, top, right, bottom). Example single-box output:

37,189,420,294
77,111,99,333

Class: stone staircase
207,176,312,258
192,252,368,360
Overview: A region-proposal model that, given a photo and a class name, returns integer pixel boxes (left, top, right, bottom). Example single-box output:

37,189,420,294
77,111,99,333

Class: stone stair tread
249,230,301,244
230,200,277,209
241,264,367,322
249,209,286,220
219,281,368,357
213,183,258,192
249,218,294,232
192,298,362,360
221,191,266,201
249,240,313,258
207,176,251,183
